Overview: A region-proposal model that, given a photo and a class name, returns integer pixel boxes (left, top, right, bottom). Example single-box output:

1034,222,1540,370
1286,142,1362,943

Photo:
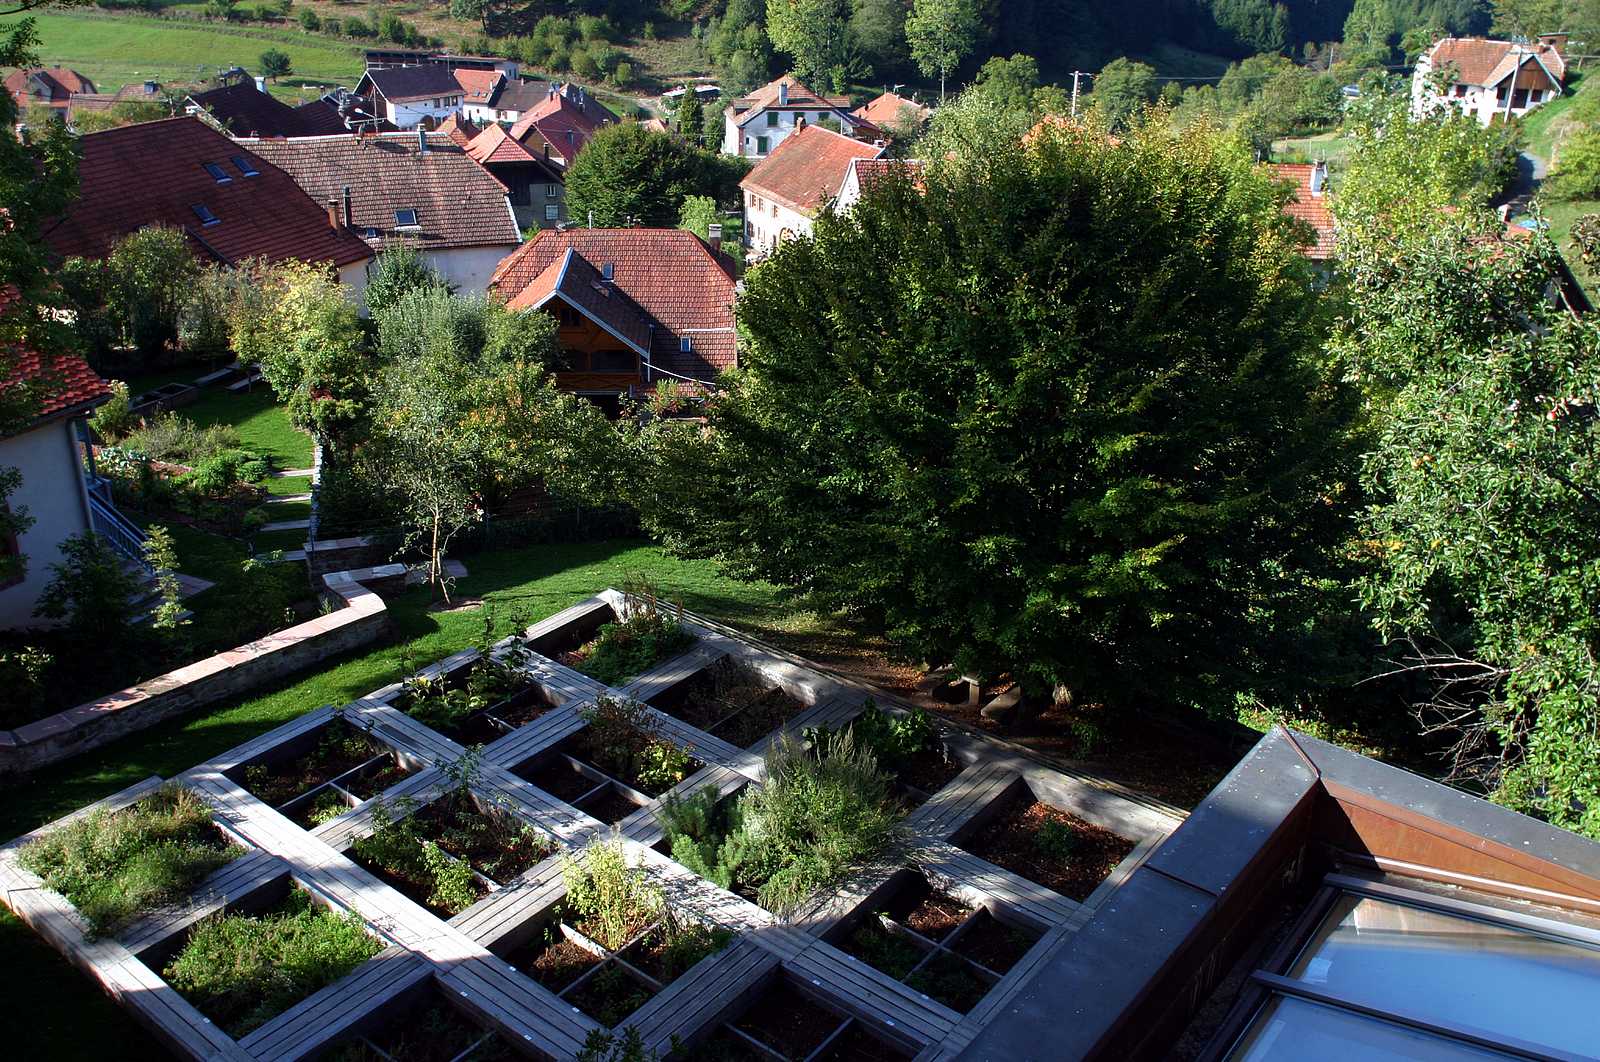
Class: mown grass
182,386,312,469
0,538,791,1059
1523,70,1587,165
23,10,361,95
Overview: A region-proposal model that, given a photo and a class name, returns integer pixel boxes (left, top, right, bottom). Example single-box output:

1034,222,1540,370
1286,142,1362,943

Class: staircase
87,494,152,576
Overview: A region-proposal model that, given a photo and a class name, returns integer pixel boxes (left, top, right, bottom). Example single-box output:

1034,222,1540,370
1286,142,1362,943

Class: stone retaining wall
0,563,407,776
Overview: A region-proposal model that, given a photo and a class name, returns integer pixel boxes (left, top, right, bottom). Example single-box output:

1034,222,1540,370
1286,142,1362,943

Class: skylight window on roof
395,208,420,229
680,336,693,353
230,155,260,177
601,263,614,281
203,162,232,184
191,203,220,226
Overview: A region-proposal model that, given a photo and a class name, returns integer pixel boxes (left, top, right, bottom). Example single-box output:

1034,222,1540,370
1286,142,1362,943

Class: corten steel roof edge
955,726,1600,1061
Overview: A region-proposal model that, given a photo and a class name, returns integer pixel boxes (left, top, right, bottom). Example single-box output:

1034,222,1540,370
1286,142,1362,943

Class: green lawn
183,386,312,469
1271,131,1356,168
1523,70,1587,165
266,474,312,496
20,10,361,96
0,539,791,1060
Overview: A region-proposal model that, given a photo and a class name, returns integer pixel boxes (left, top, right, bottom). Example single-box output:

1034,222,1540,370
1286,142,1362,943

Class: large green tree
1090,57,1157,130
564,123,737,227
637,117,1358,715
1336,205,1600,839
906,0,981,102
766,0,852,89
972,53,1041,115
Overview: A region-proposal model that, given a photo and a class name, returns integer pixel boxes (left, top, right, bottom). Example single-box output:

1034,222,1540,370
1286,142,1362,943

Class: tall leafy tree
906,0,981,102
1090,57,1157,130
636,116,1358,716
850,0,907,72
972,53,1041,114
1489,0,1563,38
1336,205,1600,839
565,123,720,227
676,85,706,147
258,48,292,82
766,0,852,88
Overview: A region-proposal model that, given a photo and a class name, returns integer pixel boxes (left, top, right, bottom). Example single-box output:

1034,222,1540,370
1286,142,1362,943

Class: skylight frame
202,161,232,184
190,203,221,227
230,155,261,178
394,208,420,229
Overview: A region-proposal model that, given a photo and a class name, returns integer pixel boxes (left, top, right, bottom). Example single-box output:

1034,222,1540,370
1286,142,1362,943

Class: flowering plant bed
962,798,1136,902
162,889,381,1038
557,597,696,688
653,657,810,747
17,785,242,937
350,792,554,916
401,652,553,744
239,721,414,816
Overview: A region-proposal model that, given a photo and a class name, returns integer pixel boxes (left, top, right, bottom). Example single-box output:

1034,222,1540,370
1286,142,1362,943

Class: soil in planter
417,792,554,884
565,962,659,1027
694,1028,770,1061
331,1004,510,1062
816,1023,913,1062
964,801,1136,902
893,744,962,800
491,688,556,729
711,685,809,748
660,659,808,742
520,757,602,804
289,788,354,829
580,785,646,825
343,755,414,800
622,922,734,983
904,950,990,1013
242,723,388,806
734,987,843,1059
842,919,927,980
951,911,1040,974
572,728,703,799
885,880,970,943
513,930,602,991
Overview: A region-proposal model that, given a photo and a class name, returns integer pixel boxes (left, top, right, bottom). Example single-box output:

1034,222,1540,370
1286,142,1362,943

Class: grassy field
1271,130,1357,168
183,385,312,469
0,538,796,1060
20,10,362,97
1523,70,1587,165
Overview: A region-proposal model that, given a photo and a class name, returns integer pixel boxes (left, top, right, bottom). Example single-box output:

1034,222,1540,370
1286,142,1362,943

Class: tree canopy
635,116,1358,715
564,123,743,227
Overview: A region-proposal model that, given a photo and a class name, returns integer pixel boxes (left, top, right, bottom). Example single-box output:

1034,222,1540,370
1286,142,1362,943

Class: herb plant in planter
565,596,694,688
18,785,241,936
658,732,901,913
402,651,538,741
807,701,958,802
576,697,697,797
163,890,381,1038
241,721,410,809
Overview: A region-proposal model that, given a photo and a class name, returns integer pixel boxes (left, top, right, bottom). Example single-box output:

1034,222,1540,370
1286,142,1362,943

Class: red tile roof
453,68,502,104
5,67,94,104
732,74,850,113
438,112,480,148
0,288,113,432
43,117,372,268
852,91,930,127
741,124,884,216
509,92,606,166
850,157,925,192
507,247,656,354
1426,37,1567,86
1268,162,1334,261
466,122,539,165
490,228,737,380
241,132,520,251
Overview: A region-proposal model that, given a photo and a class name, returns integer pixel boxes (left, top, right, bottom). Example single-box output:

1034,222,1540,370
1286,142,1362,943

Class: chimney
326,197,340,230
795,115,806,130
1538,32,1569,53
417,127,428,153
254,76,268,93
342,185,353,227
707,222,722,253
778,80,788,106
1310,160,1327,197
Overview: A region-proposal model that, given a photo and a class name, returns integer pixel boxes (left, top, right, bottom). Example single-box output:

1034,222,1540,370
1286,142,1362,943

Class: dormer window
191,203,220,226
203,162,231,184
231,155,260,177
395,208,419,229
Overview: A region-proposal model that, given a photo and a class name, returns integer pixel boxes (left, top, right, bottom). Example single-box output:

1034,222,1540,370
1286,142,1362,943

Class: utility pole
1070,71,1088,116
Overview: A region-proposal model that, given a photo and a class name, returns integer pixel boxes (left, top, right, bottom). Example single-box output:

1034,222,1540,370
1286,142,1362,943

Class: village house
63,79,167,126
4,66,94,118
354,65,465,130
459,76,545,125
740,123,885,255
834,156,925,214
851,90,930,134
1267,160,1335,263
242,131,522,296
0,291,135,629
507,83,618,169
1412,34,1568,125
489,228,738,416
363,48,518,79
42,117,374,297
185,75,359,138
722,74,872,159
462,121,567,230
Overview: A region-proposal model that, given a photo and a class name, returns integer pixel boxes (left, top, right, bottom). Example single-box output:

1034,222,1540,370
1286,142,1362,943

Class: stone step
265,492,312,504
260,518,311,533
255,548,307,563
271,468,315,479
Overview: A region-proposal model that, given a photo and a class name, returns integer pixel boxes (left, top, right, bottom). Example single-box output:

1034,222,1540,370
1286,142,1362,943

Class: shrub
613,61,634,88
561,836,662,949
321,15,341,34
573,603,693,687
18,785,239,935
363,245,446,318
119,412,243,467
807,700,942,772
343,14,371,36
1547,127,1600,200
297,7,319,30
89,380,135,442
183,448,255,496
0,644,53,729
178,264,235,358
163,890,381,1037
576,1027,662,1062
33,532,143,642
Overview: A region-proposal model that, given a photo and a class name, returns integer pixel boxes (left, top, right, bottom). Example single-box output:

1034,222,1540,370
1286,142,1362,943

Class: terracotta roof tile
490,228,736,379
43,117,372,268
438,112,480,148
5,67,94,103
850,157,925,192
241,133,520,251
852,91,930,127
466,122,538,165
452,68,502,103
1268,163,1334,261
0,289,113,429
741,124,883,216
732,74,850,112
509,92,610,165
1426,37,1566,86
186,81,314,137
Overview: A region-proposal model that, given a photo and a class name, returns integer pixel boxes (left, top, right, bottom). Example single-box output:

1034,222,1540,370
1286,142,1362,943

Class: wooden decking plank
437,956,598,1056
479,706,588,772
632,939,778,1053
118,851,288,955
186,707,337,776
786,941,958,1045
904,762,1018,842
911,841,1079,930
242,947,432,1060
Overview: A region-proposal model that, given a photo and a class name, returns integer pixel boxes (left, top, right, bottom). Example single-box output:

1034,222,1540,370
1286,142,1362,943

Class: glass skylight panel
203,162,231,183
190,203,220,226
1286,894,1600,1056
394,208,419,228
1230,998,1512,1062
230,155,260,177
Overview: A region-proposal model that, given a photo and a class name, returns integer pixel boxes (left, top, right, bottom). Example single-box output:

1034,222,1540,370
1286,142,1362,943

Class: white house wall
744,191,813,255
0,419,92,630
423,245,520,296
388,99,461,129
724,109,863,158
